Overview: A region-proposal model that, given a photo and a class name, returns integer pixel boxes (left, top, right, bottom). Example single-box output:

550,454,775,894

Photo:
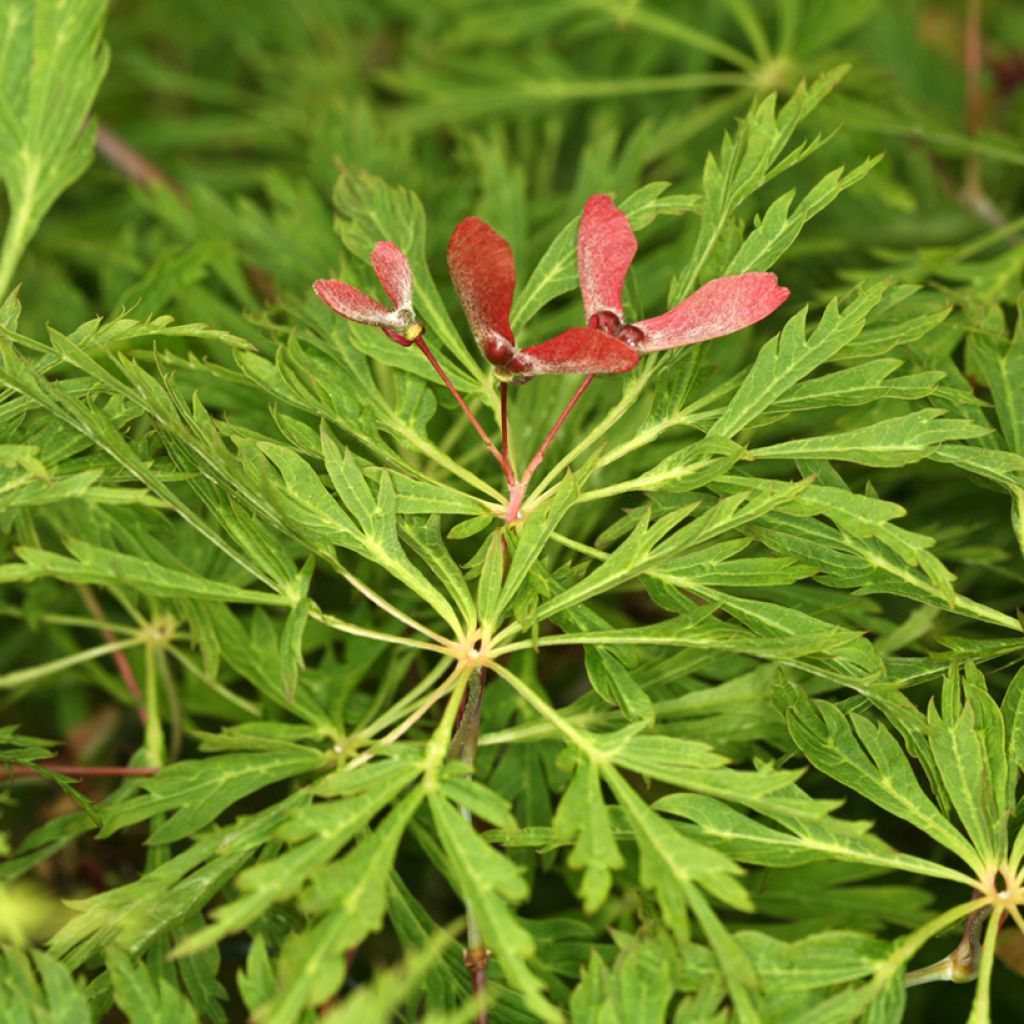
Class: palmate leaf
173,759,421,959
0,0,110,296
782,681,986,879
0,339,279,592
49,799,291,969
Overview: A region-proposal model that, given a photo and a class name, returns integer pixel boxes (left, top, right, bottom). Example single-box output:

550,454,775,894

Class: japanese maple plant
311,191,789,1009
6,9,1024,1018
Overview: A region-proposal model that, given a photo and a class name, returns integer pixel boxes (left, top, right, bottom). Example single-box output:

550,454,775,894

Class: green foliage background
2,0,1024,1021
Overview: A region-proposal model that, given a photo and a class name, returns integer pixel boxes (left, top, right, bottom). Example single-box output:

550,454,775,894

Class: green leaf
725,156,882,274
710,283,888,439
601,763,750,932
256,790,424,1023
107,948,199,1024
320,433,462,633
280,596,311,702
552,759,624,914
428,792,557,1022
926,665,1004,863
584,647,654,724
498,471,581,618
769,361,944,415
0,947,90,1023
14,540,291,606
750,409,990,467
236,934,275,1016
400,514,477,630
172,765,419,958
0,0,111,295
784,684,983,875
476,531,505,633
172,917,228,1024
100,749,326,844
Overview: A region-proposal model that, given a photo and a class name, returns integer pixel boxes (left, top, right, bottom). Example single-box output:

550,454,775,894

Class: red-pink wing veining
371,241,414,312
313,279,395,326
447,217,516,354
634,273,790,352
577,194,638,321
514,327,639,377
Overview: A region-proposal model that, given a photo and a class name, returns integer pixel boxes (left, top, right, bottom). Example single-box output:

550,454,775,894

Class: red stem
414,338,513,485
500,382,512,475
5,764,159,779
467,952,490,1024
78,586,147,725
505,374,594,522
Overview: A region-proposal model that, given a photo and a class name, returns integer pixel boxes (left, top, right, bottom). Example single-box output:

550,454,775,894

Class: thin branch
4,763,158,779
95,123,180,194
77,585,146,724
314,608,449,653
500,382,514,478
344,672,459,773
414,337,513,485
505,375,594,522
960,0,1006,228
0,637,143,691
335,570,451,646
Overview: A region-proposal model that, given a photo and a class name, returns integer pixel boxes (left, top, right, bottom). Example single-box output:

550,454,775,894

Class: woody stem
505,374,594,522
414,338,513,485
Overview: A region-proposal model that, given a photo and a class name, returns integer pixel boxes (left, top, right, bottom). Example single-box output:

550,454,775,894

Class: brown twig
95,123,180,194
77,585,147,725
4,763,158,779
959,0,1006,228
